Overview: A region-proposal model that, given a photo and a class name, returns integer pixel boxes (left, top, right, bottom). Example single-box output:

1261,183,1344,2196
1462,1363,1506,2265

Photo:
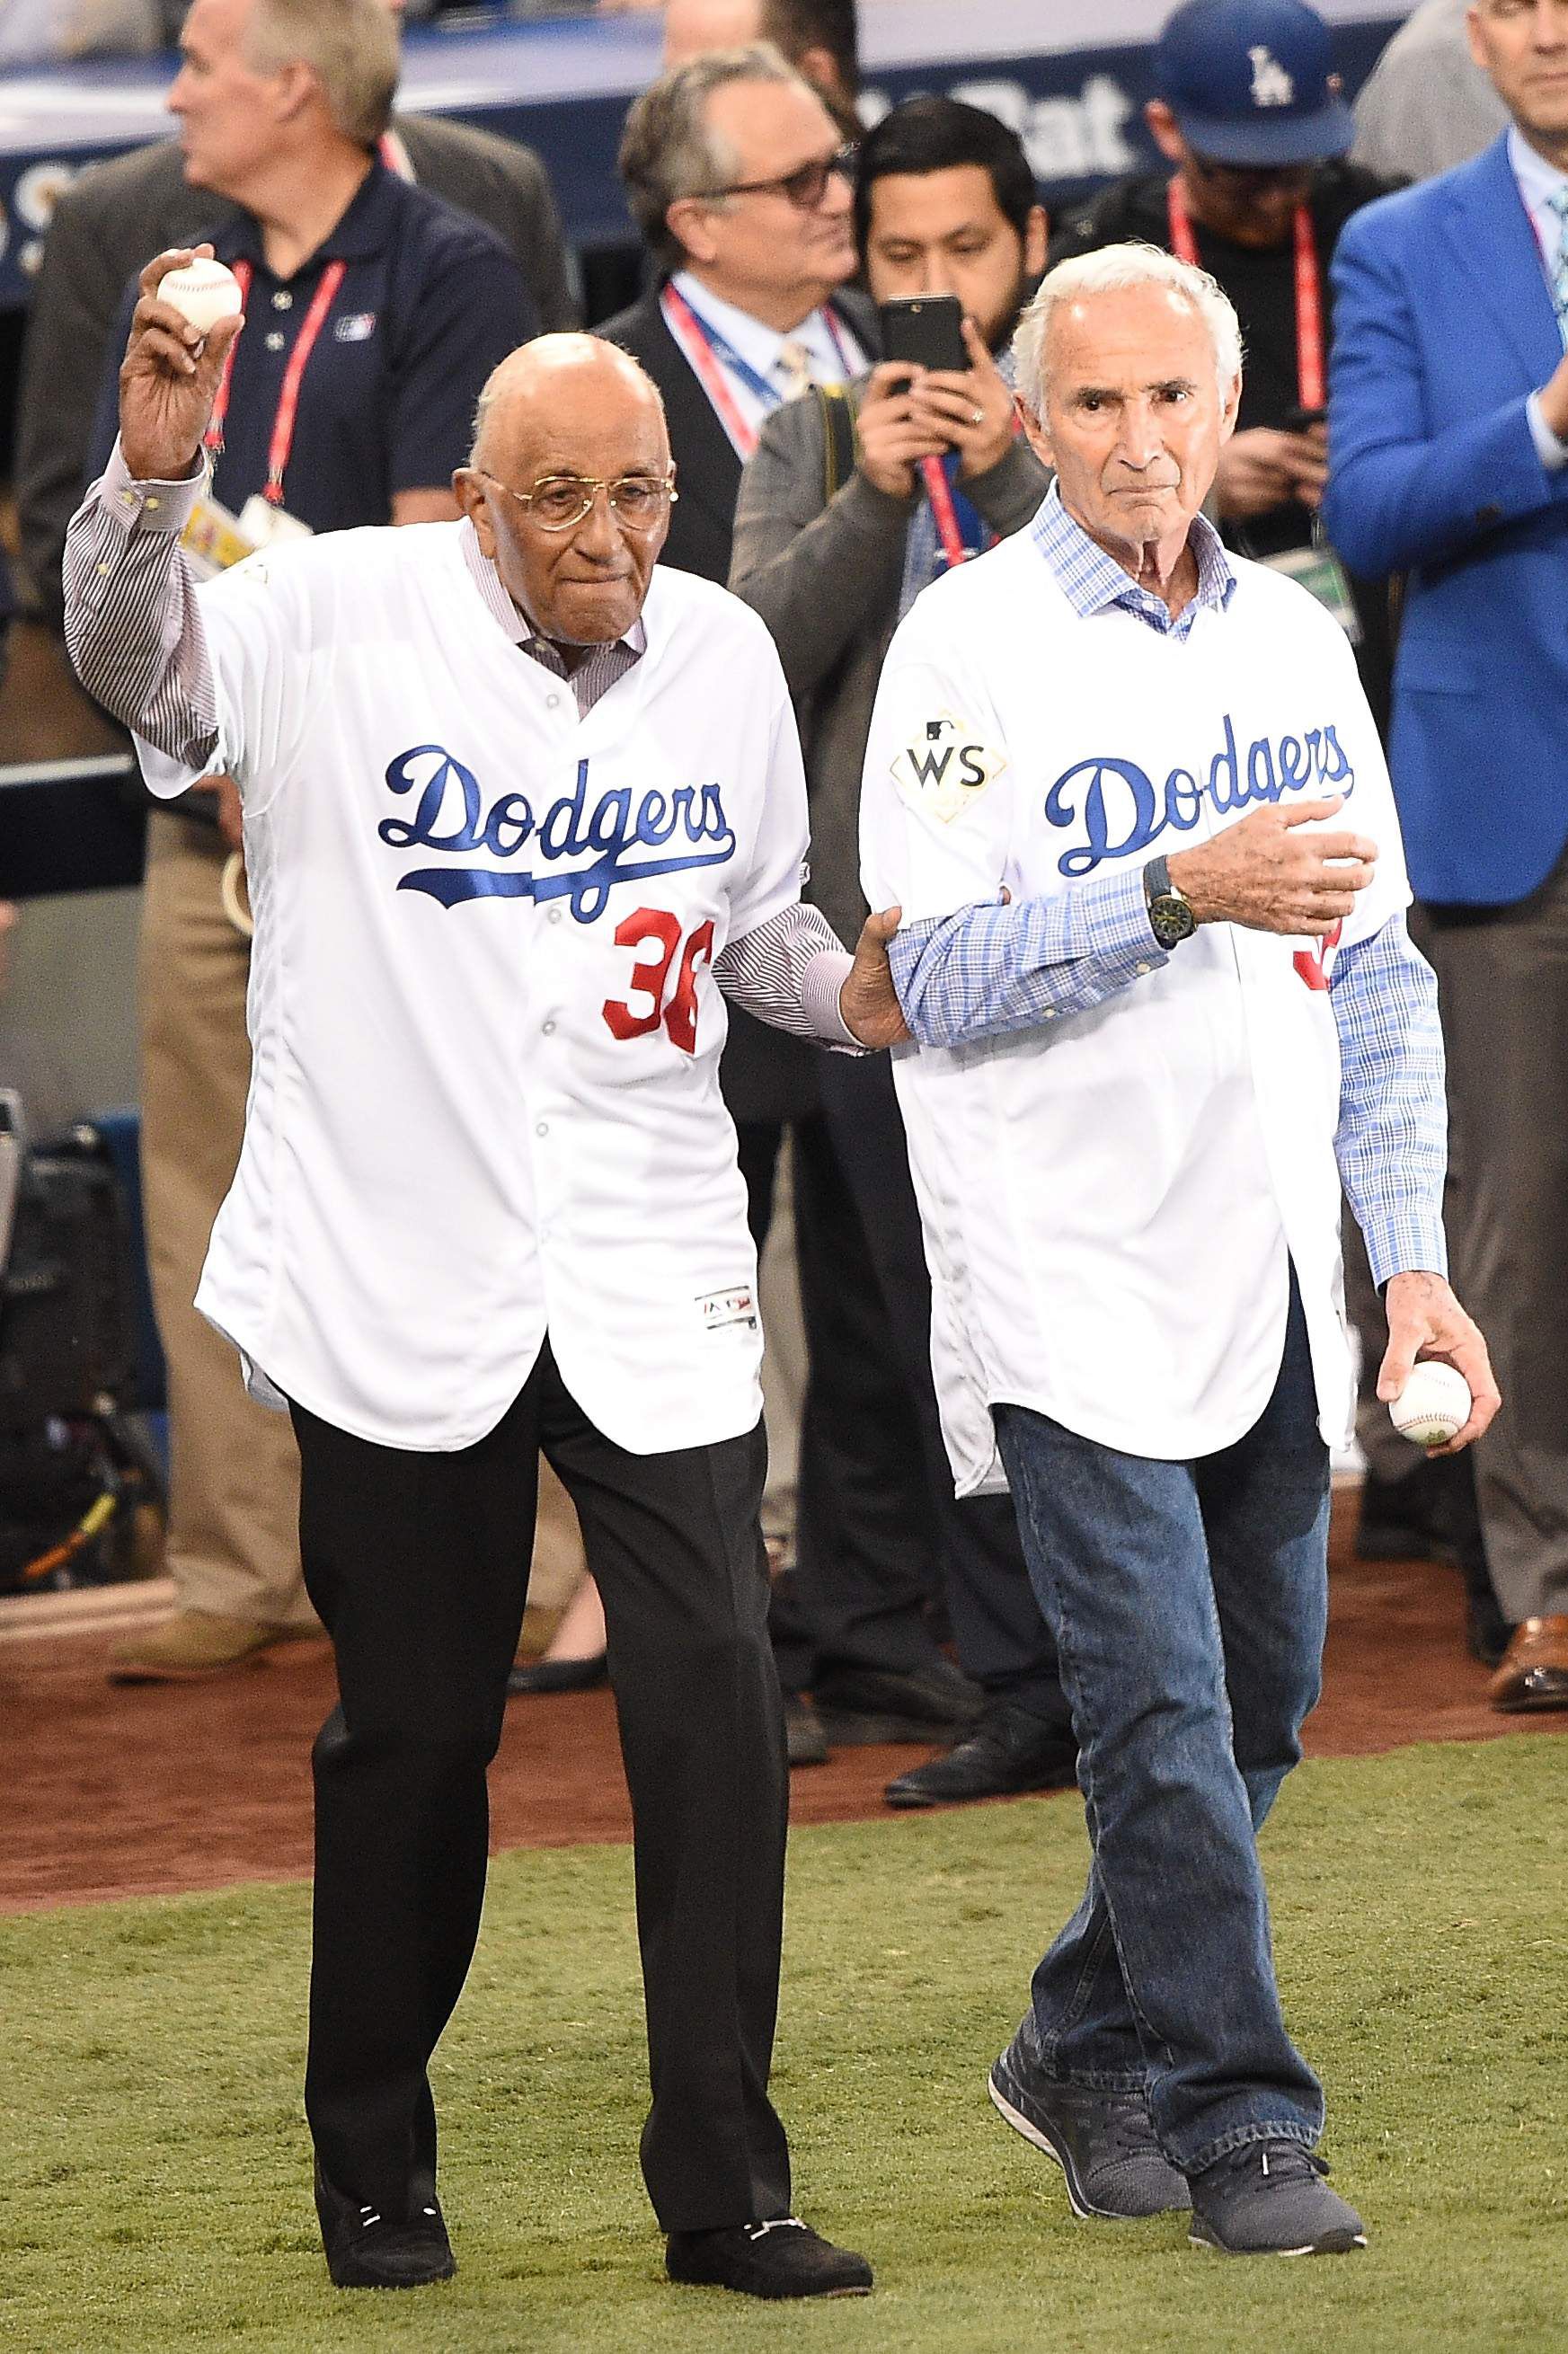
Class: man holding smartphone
730,96,1072,1810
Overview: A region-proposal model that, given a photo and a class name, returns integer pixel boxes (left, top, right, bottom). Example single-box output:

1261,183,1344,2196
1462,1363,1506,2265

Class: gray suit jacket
14,117,572,625
1351,0,1508,186
730,384,1050,949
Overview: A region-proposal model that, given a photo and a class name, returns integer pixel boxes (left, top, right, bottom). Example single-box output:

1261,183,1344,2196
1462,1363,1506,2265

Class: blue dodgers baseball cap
1154,0,1355,166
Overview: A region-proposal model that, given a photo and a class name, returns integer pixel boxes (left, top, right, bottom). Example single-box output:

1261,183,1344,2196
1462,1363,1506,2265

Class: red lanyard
1166,178,1324,412
660,282,858,459
377,128,414,181
204,255,349,506
661,281,764,456
919,457,982,571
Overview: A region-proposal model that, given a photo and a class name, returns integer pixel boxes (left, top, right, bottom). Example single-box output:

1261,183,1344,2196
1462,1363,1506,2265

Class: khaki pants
138,812,584,1627
1422,853,1568,1624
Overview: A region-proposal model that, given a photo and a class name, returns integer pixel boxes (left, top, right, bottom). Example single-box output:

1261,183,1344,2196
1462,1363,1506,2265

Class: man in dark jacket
728,94,1075,1806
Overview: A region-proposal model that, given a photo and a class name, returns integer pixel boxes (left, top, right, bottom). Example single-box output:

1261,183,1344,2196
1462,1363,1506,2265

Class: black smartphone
879,294,968,374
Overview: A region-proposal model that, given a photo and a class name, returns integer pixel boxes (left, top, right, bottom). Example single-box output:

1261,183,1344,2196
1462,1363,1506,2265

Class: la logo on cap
1249,46,1295,107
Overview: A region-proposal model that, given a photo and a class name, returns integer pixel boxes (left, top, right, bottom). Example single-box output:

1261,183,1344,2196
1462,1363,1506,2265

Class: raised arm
62,247,244,762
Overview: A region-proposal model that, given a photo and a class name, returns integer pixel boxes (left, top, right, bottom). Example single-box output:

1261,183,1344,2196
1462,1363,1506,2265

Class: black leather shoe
785,1693,829,1767
814,1657,985,1745
507,1650,608,1696
667,2217,873,2299
314,2163,456,2290
884,1701,1077,1809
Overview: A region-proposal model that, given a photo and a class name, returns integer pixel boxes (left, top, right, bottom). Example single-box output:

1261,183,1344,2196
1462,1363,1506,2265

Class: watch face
1149,893,1196,951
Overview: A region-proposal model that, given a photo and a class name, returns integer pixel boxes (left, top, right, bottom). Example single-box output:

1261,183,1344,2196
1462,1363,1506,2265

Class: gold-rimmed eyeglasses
480,471,678,534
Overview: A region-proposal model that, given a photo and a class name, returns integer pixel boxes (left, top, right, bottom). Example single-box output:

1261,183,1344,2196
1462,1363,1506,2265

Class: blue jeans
993,1274,1330,2175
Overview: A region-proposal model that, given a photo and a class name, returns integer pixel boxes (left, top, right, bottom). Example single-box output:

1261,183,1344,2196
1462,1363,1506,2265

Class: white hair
1013,243,1245,413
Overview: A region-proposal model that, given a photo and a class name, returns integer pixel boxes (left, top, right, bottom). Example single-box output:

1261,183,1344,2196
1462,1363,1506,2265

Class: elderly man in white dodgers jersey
63,256,907,2303
860,244,1499,2261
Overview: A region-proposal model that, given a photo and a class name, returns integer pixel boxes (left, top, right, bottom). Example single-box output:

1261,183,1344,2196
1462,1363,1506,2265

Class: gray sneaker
1189,2139,1367,2256
988,2026,1190,2220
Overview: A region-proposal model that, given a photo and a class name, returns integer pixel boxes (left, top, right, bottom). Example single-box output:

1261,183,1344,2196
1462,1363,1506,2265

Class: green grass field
4,1736,1564,2354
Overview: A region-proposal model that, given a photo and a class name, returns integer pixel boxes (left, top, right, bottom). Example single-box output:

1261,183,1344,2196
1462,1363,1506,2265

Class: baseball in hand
1388,1360,1471,1447
159,259,245,336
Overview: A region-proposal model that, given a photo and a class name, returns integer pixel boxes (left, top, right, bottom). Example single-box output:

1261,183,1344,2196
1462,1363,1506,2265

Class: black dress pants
739,1084,1066,1729
289,1341,790,2235
814,1053,1067,1726
738,1113,957,1691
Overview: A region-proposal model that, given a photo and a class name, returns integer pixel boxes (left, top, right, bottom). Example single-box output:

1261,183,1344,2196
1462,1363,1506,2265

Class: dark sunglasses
1187,151,1315,191
699,143,858,212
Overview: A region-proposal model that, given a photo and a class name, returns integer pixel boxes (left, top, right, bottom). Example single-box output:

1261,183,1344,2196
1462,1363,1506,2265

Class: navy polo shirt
92,160,536,527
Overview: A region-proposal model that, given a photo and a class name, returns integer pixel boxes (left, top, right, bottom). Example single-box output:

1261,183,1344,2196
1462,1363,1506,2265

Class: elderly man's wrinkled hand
120,246,244,485
1378,1270,1501,1455
1167,796,1377,938
840,907,911,1048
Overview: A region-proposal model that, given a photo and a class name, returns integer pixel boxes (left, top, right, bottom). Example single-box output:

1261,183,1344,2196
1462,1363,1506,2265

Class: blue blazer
1324,133,1568,907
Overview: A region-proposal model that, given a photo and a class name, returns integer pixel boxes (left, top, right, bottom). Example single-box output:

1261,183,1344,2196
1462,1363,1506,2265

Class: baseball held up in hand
158,259,244,337
1388,1360,1472,1448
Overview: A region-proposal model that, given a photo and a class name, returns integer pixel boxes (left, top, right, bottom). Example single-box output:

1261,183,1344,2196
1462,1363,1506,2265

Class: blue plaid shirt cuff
887,864,1165,1049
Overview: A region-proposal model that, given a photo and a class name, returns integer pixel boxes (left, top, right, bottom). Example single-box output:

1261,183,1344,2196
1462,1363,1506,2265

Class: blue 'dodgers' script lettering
1043,712,1355,878
376,748,737,922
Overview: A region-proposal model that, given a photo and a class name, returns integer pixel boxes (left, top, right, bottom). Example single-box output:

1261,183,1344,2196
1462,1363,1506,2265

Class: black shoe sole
507,1653,608,1696
325,2252,457,2289
884,1760,1073,1809
816,1709,959,1747
1190,2220,1368,2257
669,2272,873,2300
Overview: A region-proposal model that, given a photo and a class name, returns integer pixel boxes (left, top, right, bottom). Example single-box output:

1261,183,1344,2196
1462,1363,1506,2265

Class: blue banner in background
0,4,1407,310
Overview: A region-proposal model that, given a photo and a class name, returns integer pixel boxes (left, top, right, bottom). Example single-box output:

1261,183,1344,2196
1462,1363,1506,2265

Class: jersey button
542,1020,556,1037
536,1120,549,1137
272,289,294,310
265,330,286,352
1135,960,1151,975
548,909,563,925
545,693,561,710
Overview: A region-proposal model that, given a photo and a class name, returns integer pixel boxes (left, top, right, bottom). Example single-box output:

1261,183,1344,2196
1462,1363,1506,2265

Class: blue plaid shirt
887,489,1448,1286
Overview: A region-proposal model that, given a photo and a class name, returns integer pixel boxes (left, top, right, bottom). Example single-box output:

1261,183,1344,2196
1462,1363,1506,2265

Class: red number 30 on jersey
602,907,717,1053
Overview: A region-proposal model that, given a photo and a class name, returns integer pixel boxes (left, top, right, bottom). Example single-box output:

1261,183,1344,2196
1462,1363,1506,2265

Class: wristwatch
1143,855,1197,951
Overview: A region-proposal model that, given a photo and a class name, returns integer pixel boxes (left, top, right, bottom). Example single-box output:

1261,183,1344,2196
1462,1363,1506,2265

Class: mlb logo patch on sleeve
334,312,378,343
698,1288,757,1333
891,713,1007,824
